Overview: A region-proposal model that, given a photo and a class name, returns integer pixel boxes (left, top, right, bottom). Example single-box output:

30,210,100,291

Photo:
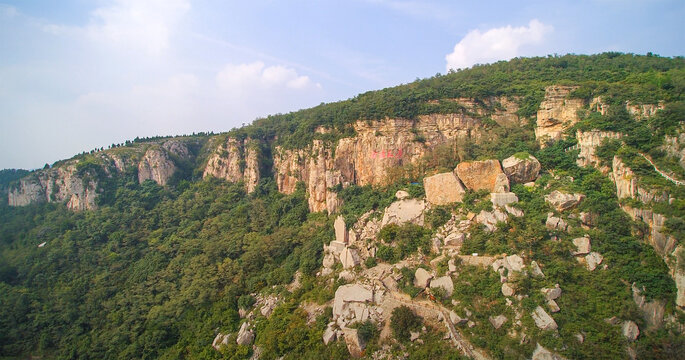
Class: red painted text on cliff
370,149,403,159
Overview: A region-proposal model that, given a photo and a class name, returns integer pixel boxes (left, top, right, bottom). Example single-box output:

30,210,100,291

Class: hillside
1,53,684,359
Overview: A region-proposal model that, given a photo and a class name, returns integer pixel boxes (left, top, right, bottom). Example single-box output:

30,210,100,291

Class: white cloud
446,19,553,71
86,0,191,55
216,61,319,92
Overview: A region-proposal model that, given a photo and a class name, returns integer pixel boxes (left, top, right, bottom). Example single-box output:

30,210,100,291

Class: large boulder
414,268,433,288
585,252,603,271
423,172,466,205
476,208,508,232
502,154,541,184
236,322,255,346
491,192,518,207
430,276,454,297
546,213,568,231
572,236,591,255
332,284,378,328
381,199,426,227
622,321,639,341
343,328,365,357
542,284,562,300
339,247,361,269
632,283,665,330
531,306,558,331
545,190,585,212
455,160,505,192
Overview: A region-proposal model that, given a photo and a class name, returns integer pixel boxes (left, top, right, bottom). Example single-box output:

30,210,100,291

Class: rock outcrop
8,164,98,211
501,154,541,183
535,85,584,146
423,172,466,205
545,190,584,212
381,198,426,227
138,147,177,185
576,130,622,170
455,160,505,192
203,137,260,193
531,306,558,331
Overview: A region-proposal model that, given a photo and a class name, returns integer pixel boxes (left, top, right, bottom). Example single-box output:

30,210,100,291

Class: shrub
390,306,422,342
238,294,255,310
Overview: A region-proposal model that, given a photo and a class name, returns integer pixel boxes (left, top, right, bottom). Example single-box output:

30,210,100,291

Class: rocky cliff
535,86,584,145
8,163,98,211
203,137,260,193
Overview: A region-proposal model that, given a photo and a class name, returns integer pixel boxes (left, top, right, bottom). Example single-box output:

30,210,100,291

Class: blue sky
1,0,683,169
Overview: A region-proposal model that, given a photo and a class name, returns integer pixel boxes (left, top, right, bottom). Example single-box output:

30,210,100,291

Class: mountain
1,53,684,359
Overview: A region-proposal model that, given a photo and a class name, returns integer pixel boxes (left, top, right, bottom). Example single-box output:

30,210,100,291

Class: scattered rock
502,283,515,297
579,212,597,227
323,252,336,269
323,323,337,345
430,276,454,297
622,321,639,341
605,316,621,325
260,295,280,317
334,215,348,244
333,284,374,322
448,258,457,273
524,181,536,187
236,322,255,346
338,270,356,282
547,299,560,313
575,333,584,344
340,247,361,269
572,236,591,255
502,154,541,184
423,172,466,205
476,208,508,232
531,306,558,331
343,328,365,357
505,204,524,217
531,343,567,360
530,261,545,278
395,190,410,200
545,190,585,212
585,252,603,271
444,232,465,247
381,199,426,227
455,159,506,192
542,284,562,300
212,333,230,350
414,268,433,288
410,331,420,342
491,192,519,207
505,255,525,272
493,173,510,193
546,213,568,231
489,315,508,329
449,311,468,325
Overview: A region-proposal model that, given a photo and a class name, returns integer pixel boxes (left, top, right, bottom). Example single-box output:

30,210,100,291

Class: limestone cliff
8,163,98,211
576,130,622,171
535,86,584,145
203,137,260,194
138,147,177,186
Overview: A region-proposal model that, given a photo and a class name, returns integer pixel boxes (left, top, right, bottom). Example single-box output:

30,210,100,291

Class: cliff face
535,86,584,145
203,137,260,193
138,140,191,186
576,130,622,171
273,105,513,212
8,164,98,211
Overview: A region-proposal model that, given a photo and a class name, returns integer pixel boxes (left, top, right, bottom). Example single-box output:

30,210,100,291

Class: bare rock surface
381,199,426,227
456,159,505,192
545,190,585,212
414,268,433,288
430,276,454,296
423,172,466,205
531,306,558,331
502,154,541,183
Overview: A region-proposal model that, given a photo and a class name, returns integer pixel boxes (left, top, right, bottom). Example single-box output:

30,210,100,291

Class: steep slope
1,53,684,360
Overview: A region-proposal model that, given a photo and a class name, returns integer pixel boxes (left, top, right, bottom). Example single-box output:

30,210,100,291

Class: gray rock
502,154,541,184
531,343,567,360
530,261,545,278
430,276,454,297
546,213,568,231
395,190,410,200
545,190,585,212
501,283,515,297
493,173,511,193
333,284,374,320
491,192,518,207
542,284,562,300
505,204,524,217
547,299,560,313
444,232,465,247
531,306,558,331
381,199,427,227
339,247,361,269
334,215,348,244
342,328,365,357
322,252,336,269
575,333,584,343
505,255,525,272
622,321,639,341
414,268,433,288
572,236,591,255
212,333,230,350
410,331,420,341
585,252,603,271
632,283,665,330
449,310,468,325
489,315,508,329
323,323,337,345
476,208,509,232
236,322,255,345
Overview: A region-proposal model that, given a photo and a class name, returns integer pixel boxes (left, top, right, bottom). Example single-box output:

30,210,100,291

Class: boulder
212,333,230,350
423,172,466,205
323,323,337,345
491,192,518,207
542,284,562,300
530,261,545,278
327,241,346,256
505,204,524,217
395,190,410,200
579,212,597,227
547,299,560,313
572,236,591,255
444,232,465,247
236,322,255,346
531,306,558,331
622,321,639,341
546,213,568,231
430,276,454,297
410,331,420,342
455,160,505,192
531,343,568,360
333,284,374,320
414,268,433,288
449,310,468,325
502,154,541,184
501,283,515,297
476,208,508,232
342,328,365,357
489,315,508,329
585,252,603,271
339,247,361,269
334,215,348,244
545,190,585,212
322,252,336,269
493,173,510,193
505,255,525,272
381,199,426,227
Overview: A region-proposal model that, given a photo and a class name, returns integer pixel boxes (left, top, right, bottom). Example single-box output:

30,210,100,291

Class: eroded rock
423,172,466,205
456,159,505,192
502,154,541,183
531,306,558,331
545,190,585,212
414,268,433,288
